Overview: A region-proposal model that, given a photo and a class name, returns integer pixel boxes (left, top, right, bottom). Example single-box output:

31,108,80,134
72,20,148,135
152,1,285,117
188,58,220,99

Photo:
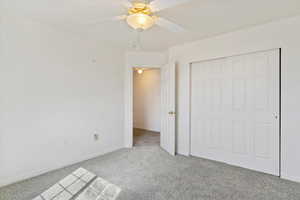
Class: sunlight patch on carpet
32,168,121,200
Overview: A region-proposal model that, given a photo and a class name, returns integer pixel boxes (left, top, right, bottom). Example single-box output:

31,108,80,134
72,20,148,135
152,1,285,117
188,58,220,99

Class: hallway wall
133,69,161,132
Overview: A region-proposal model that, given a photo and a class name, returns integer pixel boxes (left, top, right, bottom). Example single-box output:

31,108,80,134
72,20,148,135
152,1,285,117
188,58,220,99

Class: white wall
169,15,300,183
133,69,161,132
0,16,125,187
126,52,167,68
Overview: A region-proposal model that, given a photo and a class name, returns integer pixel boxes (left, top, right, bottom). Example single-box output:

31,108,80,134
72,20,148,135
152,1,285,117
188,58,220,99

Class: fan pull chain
132,29,143,50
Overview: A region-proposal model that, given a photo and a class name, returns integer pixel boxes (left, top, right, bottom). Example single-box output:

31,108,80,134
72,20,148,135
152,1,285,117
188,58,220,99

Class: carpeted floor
1,146,300,200
133,128,160,147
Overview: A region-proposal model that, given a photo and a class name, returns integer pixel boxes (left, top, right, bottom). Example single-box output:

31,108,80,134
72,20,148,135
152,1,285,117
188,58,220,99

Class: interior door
160,63,176,155
190,49,280,175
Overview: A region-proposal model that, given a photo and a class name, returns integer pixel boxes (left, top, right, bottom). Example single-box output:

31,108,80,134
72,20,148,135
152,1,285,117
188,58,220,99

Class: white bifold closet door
190,49,280,176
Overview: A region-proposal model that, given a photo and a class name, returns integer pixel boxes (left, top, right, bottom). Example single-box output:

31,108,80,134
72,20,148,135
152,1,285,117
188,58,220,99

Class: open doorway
133,68,161,146
124,60,175,155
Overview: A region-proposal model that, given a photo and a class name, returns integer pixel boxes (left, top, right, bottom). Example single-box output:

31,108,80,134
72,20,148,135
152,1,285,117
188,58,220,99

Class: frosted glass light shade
126,13,155,30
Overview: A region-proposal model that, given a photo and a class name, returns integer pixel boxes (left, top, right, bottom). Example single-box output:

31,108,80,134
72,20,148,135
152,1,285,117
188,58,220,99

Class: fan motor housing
128,2,152,15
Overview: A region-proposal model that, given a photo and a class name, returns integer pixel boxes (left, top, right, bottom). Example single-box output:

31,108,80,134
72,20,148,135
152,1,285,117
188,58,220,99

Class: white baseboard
281,173,300,183
0,145,122,188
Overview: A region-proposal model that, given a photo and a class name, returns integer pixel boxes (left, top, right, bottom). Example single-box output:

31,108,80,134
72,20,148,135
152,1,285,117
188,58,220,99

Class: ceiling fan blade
120,0,133,8
85,15,127,25
149,0,192,12
155,17,186,33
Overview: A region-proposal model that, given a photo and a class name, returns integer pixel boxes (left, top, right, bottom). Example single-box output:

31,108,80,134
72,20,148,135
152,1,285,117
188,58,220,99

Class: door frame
187,48,282,176
124,64,162,148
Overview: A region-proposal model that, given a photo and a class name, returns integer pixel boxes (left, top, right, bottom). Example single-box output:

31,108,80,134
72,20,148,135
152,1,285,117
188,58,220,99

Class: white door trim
124,64,161,148
124,52,168,148
185,48,281,176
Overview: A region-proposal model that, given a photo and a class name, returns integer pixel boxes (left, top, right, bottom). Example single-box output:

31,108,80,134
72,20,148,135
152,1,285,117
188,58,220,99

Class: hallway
133,128,160,147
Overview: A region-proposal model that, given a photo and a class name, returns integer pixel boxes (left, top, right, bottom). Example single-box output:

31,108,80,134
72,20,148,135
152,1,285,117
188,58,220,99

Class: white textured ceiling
3,0,300,50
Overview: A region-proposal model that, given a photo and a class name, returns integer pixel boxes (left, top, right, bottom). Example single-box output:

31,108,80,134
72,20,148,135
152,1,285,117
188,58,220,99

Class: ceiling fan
91,0,192,32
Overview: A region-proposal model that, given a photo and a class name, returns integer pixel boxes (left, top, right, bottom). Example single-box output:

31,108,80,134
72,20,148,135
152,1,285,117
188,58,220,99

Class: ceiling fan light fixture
126,13,155,30
137,69,144,74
